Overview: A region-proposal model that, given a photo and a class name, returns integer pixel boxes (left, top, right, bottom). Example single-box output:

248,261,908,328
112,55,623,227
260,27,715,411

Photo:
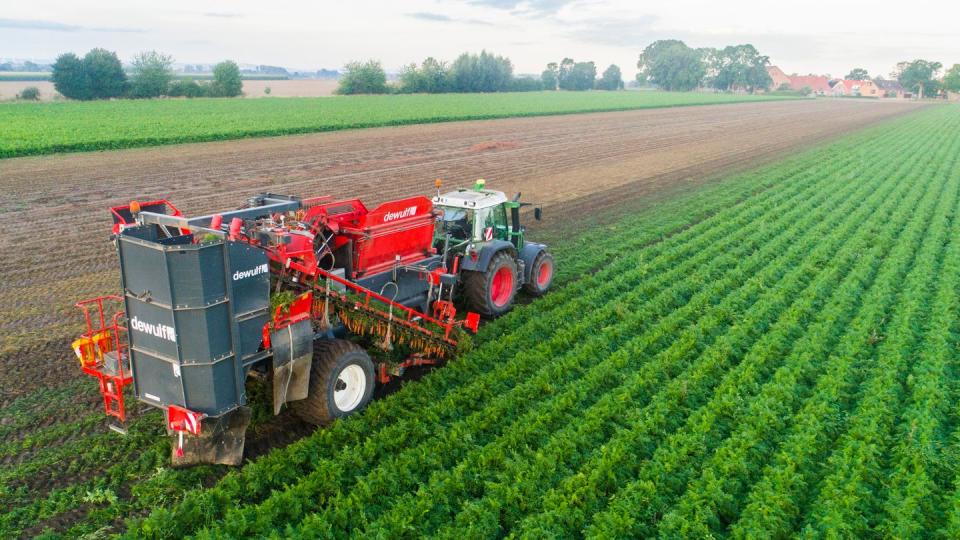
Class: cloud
204,12,243,19
406,12,494,26
0,18,142,33
408,12,454,22
565,15,659,48
468,0,575,15
0,18,81,31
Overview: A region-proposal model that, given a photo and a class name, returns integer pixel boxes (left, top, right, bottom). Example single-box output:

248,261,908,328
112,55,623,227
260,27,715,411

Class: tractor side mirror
534,207,542,221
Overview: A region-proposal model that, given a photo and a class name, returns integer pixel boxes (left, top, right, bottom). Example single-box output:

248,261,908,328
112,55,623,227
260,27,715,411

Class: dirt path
0,99,921,371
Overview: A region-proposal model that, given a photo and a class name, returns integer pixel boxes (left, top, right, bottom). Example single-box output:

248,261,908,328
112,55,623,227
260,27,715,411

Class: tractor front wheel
523,250,554,297
292,339,375,425
464,250,518,317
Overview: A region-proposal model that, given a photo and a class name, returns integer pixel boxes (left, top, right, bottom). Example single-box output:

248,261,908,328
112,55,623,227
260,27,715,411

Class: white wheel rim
334,364,366,412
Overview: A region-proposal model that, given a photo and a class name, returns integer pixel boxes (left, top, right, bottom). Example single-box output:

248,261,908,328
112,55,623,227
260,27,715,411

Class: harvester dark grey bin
116,225,271,417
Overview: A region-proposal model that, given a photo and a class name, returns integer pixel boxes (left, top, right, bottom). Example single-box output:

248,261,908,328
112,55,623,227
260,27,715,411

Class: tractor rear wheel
464,250,518,317
523,250,554,297
292,339,375,425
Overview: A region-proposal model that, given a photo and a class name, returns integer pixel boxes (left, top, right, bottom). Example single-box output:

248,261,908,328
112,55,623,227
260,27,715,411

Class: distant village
766,66,957,100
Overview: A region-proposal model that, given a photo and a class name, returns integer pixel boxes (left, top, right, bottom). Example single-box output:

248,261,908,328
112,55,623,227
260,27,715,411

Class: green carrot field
0,91,793,158
4,104,960,538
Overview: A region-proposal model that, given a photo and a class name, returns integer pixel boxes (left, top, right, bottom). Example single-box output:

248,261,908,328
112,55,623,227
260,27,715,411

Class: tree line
636,40,773,92
50,48,243,101
336,51,624,95
637,38,960,98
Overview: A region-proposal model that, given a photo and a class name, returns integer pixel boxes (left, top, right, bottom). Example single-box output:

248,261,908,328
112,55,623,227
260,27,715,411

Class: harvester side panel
312,196,436,278
117,225,271,417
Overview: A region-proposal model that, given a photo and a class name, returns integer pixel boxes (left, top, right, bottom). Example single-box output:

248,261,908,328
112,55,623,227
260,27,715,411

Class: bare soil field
0,79,338,101
0,99,921,392
241,78,339,97
0,81,57,101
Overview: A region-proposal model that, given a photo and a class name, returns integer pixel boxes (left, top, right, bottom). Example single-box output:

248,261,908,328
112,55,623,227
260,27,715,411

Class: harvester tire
464,250,518,317
292,339,375,426
523,251,554,297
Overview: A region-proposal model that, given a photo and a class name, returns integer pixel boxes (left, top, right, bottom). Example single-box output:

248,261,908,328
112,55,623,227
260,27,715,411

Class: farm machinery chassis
71,180,554,465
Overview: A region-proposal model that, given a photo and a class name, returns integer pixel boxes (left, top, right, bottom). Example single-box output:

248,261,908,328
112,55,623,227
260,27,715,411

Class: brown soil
0,79,339,101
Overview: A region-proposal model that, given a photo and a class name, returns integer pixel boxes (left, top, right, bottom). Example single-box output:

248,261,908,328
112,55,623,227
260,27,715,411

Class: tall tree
129,51,175,98
82,48,126,99
944,64,960,93
558,58,575,88
447,51,512,92
399,57,449,93
51,52,90,100
637,40,705,91
557,60,596,91
894,59,943,98
710,44,772,93
541,62,558,90
846,68,870,80
336,60,388,94
596,64,623,90
210,60,243,97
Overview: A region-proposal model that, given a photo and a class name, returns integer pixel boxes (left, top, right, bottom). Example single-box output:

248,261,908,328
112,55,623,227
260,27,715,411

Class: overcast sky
2,0,958,79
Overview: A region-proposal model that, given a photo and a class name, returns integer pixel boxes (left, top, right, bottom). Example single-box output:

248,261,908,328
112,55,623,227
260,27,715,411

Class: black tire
523,250,554,297
463,250,518,317
291,339,375,426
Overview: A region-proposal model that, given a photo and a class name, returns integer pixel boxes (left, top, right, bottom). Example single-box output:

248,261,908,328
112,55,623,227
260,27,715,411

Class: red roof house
788,75,832,95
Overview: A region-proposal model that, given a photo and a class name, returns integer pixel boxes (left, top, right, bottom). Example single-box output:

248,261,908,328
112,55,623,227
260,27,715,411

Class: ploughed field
0,99,937,538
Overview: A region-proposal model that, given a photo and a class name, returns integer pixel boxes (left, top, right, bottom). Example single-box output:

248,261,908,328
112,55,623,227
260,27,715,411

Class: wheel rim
490,266,514,307
334,364,366,412
536,259,552,288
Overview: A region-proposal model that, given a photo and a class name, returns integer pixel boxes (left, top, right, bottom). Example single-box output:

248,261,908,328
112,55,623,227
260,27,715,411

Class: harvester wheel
292,339,375,425
523,251,554,297
464,250,518,317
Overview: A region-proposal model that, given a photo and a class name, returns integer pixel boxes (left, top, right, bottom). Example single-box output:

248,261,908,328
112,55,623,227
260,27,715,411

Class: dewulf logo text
233,263,268,281
383,206,417,222
130,316,177,343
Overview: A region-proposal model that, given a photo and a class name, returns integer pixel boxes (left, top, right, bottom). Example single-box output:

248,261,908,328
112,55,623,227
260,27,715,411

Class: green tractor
433,179,555,317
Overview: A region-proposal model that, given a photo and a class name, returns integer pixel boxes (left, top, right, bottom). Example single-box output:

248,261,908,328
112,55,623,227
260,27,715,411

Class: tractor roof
433,189,507,209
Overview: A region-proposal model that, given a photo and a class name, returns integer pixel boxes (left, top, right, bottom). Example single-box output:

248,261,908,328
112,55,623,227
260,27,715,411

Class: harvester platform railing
73,295,133,422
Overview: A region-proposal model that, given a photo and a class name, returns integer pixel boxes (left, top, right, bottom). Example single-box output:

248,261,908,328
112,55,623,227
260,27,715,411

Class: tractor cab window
438,206,474,241
475,204,508,242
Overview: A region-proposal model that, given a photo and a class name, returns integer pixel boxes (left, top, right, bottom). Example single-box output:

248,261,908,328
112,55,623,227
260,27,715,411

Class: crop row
529,111,946,539
662,121,960,539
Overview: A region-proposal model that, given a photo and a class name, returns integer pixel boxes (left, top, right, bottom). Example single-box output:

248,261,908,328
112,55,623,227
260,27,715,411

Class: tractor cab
433,179,527,249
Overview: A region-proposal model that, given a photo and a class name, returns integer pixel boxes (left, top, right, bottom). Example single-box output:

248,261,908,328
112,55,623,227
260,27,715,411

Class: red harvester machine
72,180,554,464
